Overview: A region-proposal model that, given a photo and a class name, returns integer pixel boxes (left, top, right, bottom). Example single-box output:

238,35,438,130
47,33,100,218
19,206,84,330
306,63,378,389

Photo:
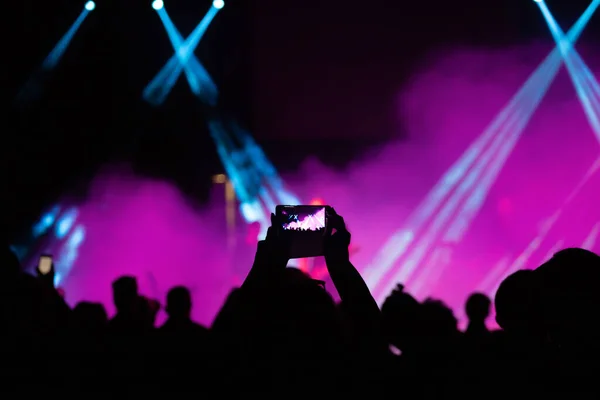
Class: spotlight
213,0,224,9
152,0,164,10
85,1,95,10
533,0,543,3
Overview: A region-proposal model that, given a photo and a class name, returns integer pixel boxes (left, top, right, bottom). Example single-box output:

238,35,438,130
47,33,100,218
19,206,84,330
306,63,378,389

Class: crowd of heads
1,214,599,394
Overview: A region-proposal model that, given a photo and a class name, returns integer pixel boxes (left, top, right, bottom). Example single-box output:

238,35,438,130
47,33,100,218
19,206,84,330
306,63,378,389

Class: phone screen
280,206,326,233
277,205,328,258
38,255,53,275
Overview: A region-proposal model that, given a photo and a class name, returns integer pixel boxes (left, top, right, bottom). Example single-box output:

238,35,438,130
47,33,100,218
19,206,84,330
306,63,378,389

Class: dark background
0,0,597,240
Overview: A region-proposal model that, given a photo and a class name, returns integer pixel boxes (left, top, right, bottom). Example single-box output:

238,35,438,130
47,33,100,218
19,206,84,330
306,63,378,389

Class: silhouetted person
493,269,546,392
381,284,421,357
73,301,108,334
461,292,493,387
534,248,600,391
0,247,71,337
212,210,385,391
107,276,155,387
465,292,491,340
383,293,460,393
536,248,600,353
150,287,209,388
109,275,147,334
420,298,460,359
495,270,543,339
70,302,109,387
160,286,208,344
0,247,71,384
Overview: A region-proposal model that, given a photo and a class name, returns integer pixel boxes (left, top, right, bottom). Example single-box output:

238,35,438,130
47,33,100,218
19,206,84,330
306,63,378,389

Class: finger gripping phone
276,205,328,259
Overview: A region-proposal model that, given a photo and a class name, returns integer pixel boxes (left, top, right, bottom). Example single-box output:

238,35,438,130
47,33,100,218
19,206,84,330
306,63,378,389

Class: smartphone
38,255,53,275
276,205,328,259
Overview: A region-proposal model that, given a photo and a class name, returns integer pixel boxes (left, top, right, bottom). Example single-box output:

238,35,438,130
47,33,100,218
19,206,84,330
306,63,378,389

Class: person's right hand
324,208,351,266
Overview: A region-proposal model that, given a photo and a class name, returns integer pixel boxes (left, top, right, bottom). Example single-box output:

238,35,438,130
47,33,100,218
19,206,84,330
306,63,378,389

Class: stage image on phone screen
277,205,328,259
281,207,326,233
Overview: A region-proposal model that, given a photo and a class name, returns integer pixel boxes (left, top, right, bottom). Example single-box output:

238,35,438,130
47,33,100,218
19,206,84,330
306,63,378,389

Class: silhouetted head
266,268,341,357
465,292,491,324
73,301,108,332
421,298,458,338
535,248,600,348
495,270,541,335
166,286,192,319
1,245,21,278
381,284,421,352
112,276,138,313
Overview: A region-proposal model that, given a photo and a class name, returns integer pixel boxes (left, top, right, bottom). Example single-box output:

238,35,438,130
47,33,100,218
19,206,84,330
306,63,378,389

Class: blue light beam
145,2,299,232
55,207,79,239
17,3,94,104
207,118,271,234
537,0,600,143
32,205,61,237
42,5,93,70
364,0,600,300
54,225,86,287
441,0,600,245
226,119,300,206
207,115,300,239
151,5,219,105
142,4,221,105
147,2,296,210
408,78,561,295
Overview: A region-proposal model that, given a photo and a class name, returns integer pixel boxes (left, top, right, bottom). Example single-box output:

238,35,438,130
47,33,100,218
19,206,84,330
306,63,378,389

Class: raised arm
324,210,386,353
212,214,288,335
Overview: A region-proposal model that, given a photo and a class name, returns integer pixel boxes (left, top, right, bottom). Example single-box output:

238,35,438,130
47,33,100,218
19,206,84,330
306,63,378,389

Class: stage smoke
47,44,600,326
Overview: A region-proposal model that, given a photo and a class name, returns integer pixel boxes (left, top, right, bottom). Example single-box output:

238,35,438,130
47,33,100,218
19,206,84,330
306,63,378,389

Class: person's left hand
255,213,290,272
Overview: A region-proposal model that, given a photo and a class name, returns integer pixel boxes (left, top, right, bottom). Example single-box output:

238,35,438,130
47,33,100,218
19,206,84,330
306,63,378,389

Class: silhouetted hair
495,270,539,332
535,248,600,346
112,275,138,312
381,284,420,316
536,248,600,309
266,268,341,355
166,286,192,318
422,298,458,335
381,284,421,350
465,292,491,322
73,301,108,331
